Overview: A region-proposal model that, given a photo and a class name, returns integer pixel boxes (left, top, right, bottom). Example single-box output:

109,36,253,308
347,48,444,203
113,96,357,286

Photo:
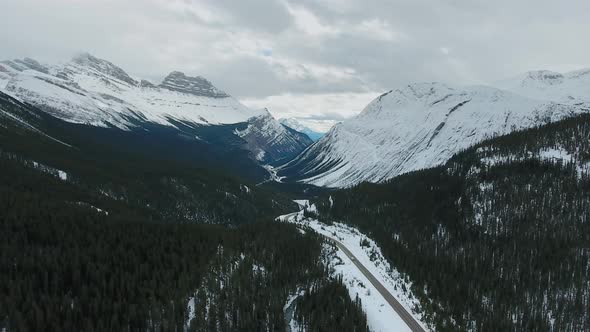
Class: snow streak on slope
280,82,585,187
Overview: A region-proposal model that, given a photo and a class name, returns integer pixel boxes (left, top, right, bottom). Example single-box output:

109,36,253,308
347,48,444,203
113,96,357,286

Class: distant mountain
237,110,313,163
495,69,590,108
279,118,324,141
0,53,312,170
279,81,588,187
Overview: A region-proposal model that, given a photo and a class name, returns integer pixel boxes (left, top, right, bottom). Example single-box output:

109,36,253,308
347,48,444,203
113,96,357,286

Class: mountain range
278,69,590,187
2,52,590,331
0,53,312,175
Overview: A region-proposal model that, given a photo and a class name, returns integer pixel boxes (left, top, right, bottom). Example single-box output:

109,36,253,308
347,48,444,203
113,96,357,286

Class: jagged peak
70,53,137,86
523,70,564,84
139,79,156,88
159,71,229,98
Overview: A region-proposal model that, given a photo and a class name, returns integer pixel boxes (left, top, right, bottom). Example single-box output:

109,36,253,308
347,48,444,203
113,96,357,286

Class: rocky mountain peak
159,71,229,98
139,79,156,88
524,70,564,85
71,53,138,86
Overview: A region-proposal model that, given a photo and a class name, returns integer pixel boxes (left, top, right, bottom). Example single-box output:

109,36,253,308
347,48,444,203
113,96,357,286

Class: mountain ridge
0,54,312,168
279,80,589,187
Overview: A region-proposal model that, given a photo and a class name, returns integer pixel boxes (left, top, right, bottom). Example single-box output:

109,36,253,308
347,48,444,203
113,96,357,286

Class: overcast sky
2,0,589,131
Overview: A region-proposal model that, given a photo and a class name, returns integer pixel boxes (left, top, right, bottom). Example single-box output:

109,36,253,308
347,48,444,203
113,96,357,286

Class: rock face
236,110,313,163
1,54,312,164
160,71,229,98
279,82,587,188
70,53,138,86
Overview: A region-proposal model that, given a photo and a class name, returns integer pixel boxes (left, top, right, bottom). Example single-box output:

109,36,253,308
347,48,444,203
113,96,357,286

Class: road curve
326,237,426,332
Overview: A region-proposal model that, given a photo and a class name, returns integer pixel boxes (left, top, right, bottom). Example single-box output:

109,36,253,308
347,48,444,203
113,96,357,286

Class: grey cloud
207,0,294,33
1,0,589,122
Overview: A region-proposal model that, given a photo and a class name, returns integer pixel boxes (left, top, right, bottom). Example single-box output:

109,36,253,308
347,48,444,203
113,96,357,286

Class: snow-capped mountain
236,110,313,163
278,82,587,187
1,53,311,164
279,118,324,141
495,69,590,108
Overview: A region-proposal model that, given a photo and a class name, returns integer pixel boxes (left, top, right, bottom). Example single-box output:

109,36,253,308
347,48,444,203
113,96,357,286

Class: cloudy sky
2,0,589,131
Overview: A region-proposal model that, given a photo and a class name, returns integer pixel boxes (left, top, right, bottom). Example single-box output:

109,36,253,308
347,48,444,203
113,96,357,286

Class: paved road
326,237,426,332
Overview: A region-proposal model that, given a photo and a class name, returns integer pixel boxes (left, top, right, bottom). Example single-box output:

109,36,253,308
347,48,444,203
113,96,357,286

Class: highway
326,237,427,332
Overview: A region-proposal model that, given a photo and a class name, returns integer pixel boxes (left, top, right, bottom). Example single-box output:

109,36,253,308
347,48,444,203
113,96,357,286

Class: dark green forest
0,91,298,225
311,114,590,331
0,92,369,331
293,278,369,332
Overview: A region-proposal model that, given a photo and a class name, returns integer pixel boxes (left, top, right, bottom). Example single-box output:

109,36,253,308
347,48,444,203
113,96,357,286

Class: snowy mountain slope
279,118,324,141
1,54,311,164
3,53,263,129
279,82,586,187
495,69,590,107
236,109,313,163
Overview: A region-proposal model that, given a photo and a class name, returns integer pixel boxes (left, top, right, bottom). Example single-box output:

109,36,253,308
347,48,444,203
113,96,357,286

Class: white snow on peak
3,55,265,130
495,69,590,107
282,81,586,188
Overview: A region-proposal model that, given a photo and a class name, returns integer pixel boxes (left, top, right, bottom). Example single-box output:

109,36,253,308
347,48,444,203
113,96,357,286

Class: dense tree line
0,154,368,331
0,91,298,225
294,277,369,332
312,114,590,331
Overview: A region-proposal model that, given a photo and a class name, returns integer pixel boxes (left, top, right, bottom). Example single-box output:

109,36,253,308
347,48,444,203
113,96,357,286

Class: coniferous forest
312,114,590,331
0,92,369,330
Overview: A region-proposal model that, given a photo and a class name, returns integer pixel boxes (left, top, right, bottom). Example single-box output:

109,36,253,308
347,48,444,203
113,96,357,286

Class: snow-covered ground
30,160,69,181
279,201,430,332
283,289,305,332
478,146,590,178
258,164,284,185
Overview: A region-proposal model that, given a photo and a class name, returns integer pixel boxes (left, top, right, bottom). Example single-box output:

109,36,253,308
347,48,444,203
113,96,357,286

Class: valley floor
278,201,430,332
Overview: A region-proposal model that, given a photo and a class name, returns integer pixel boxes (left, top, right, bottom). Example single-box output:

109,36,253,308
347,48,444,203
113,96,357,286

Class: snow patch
29,160,69,181
283,289,305,332
479,146,590,178
185,296,196,330
72,202,108,215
